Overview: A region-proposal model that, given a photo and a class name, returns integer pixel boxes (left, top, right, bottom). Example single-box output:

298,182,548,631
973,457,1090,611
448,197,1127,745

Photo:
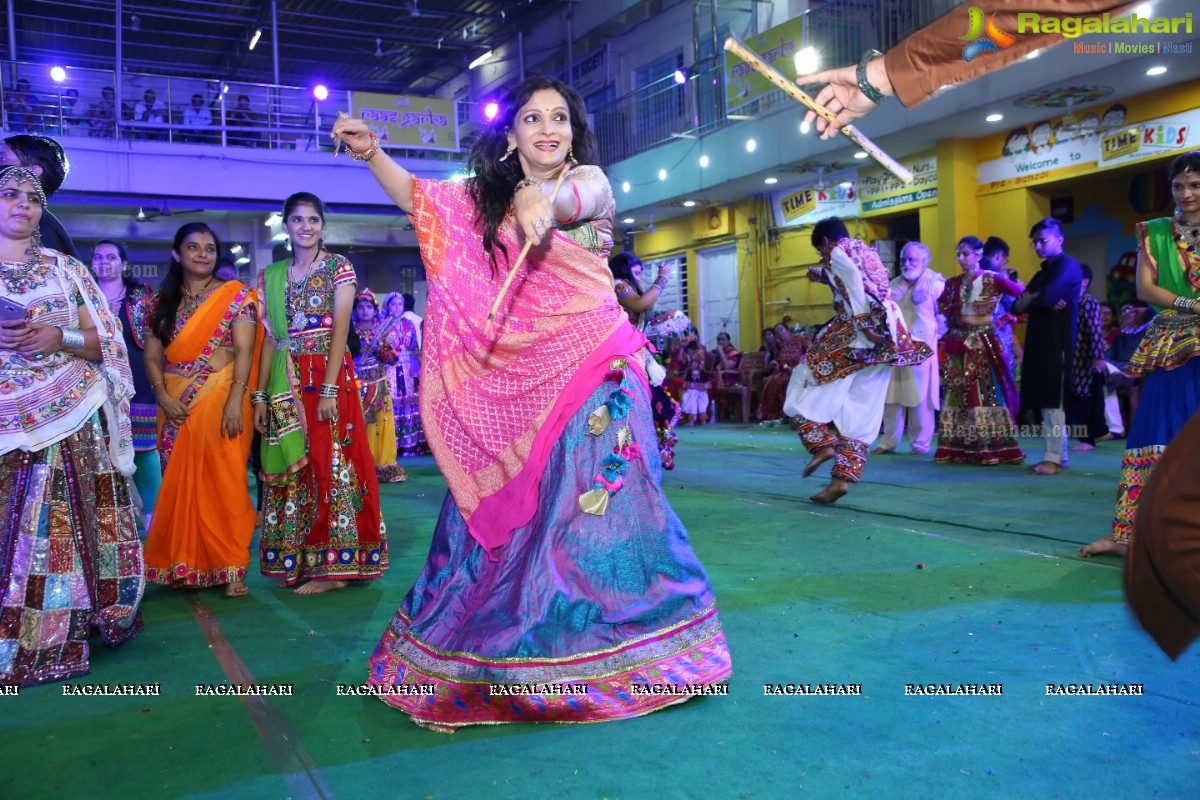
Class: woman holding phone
0,165,145,685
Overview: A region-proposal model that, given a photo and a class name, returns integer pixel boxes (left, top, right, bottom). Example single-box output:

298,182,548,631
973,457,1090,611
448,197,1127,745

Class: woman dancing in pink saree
332,76,731,731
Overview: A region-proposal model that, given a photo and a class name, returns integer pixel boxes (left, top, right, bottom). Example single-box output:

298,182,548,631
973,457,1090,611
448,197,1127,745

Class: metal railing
592,0,962,165
0,61,468,162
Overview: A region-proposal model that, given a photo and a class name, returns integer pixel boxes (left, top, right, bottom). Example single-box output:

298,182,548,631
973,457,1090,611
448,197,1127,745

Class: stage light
50,66,66,83
683,200,696,207
313,85,329,101
249,28,262,51
794,47,819,75
673,69,686,84
484,101,499,120
986,113,1004,122
800,120,811,134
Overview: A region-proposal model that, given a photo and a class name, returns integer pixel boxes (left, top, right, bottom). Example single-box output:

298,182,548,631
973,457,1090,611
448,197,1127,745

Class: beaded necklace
287,250,326,331
1173,213,1200,253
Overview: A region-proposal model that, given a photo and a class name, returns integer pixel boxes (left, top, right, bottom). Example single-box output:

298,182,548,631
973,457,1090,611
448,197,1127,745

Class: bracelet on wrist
250,390,269,406
347,131,380,162
514,177,542,193
1172,296,1198,313
59,326,85,350
318,383,339,398
150,380,164,392
856,49,887,105
231,380,250,391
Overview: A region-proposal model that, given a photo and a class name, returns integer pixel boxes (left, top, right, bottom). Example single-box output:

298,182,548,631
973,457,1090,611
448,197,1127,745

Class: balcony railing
592,0,962,165
0,62,468,163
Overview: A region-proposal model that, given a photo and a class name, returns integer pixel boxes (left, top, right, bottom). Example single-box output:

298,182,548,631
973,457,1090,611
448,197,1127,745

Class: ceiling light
793,47,819,75
469,50,494,70
699,154,710,168
230,244,243,254
136,208,146,221
1146,66,1167,76
746,138,756,152
853,151,868,159
483,101,499,120
272,232,289,242
800,120,811,135
683,200,696,207
673,69,687,84
312,85,329,101
658,169,667,180
764,177,778,185
235,256,250,265
621,181,630,192
986,113,1004,122
49,66,66,83
622,217,635,224
249,28,262,51
264,213,280,227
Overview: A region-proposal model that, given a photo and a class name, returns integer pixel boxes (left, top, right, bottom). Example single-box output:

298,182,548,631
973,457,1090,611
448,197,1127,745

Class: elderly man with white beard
875,241,945,455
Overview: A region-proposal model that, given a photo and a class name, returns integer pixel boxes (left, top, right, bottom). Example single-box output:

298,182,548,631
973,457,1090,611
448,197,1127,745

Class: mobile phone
0,297,27,321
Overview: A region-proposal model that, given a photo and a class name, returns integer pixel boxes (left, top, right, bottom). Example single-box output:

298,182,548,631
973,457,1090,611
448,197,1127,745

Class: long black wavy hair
148,222,222,344
609,251,643,295
466,75,599,267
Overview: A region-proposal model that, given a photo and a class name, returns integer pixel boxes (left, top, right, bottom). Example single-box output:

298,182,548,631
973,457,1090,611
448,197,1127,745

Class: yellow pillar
933,138,981,273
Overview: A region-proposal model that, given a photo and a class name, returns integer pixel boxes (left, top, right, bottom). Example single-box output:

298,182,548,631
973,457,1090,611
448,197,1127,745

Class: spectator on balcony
134,88,167,140
227,94,260,147
183,93,213,143
7,79,40,133
89,85,118,138
61,89,91,137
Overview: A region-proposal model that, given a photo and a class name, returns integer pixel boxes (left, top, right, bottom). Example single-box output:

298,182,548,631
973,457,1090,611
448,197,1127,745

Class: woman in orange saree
142,223,261,598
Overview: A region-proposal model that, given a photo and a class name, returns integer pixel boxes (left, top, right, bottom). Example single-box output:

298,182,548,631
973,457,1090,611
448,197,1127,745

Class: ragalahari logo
960,7,1016,62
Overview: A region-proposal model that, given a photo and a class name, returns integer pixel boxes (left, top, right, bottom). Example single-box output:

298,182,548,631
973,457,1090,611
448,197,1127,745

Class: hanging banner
725,16,805,114
859,152,938,215
977,106,1198,193
770,171,858,228
349,92,459,152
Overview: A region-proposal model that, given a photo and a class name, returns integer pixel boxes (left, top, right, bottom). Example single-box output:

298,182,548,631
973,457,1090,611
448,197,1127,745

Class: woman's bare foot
871,446,894,455
1029,461,1062,475
803,446,836,478
293,580,349,595
810,478,850,504
225,579,250,598
1080,537,1129,558
1070,442,1095,452
276,579,292,588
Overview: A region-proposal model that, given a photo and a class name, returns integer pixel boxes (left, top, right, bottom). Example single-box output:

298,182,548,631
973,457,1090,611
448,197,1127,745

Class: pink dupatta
411,178,645,554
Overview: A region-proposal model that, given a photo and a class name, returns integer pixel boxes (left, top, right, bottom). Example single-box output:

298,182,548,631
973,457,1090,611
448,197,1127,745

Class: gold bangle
232,380,250,390
150,381,164,391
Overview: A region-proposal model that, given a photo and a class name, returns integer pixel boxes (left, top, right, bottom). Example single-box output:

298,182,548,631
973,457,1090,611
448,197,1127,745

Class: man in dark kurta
1014,218,1083,475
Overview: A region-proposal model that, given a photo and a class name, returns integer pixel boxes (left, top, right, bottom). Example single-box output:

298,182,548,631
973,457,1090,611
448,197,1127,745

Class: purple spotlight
50,66,67,83
313,84,329,101
673,69,686,84
484,101,499,121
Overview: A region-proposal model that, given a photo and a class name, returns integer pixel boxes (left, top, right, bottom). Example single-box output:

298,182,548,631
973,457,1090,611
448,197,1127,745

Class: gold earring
499,143,515,162
568,145,576,164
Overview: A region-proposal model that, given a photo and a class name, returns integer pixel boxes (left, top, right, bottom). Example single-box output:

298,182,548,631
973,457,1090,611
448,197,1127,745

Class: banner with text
350,92,459,152
725,16,805,114
977,106,1197,193
859,152,938,215
770,171,859,228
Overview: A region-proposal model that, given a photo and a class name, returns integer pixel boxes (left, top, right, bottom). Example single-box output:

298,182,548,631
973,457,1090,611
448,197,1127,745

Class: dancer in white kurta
876,241,945,455
784,217,932,504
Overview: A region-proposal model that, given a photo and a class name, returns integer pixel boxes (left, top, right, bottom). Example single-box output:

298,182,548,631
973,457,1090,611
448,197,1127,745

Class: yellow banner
780,187,817,221
1101,126,1141,161
350,92,459,152
725,16,805,113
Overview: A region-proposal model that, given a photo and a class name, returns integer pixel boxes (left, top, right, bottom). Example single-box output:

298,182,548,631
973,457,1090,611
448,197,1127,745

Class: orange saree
144,282,262,587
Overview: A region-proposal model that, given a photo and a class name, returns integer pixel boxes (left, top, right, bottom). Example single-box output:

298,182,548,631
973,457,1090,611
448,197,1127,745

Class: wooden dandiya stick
486,166,570,327
723,34,914,185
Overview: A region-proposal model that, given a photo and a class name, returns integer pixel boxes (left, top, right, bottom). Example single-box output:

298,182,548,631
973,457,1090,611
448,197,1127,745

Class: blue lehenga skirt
367,371,731,730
